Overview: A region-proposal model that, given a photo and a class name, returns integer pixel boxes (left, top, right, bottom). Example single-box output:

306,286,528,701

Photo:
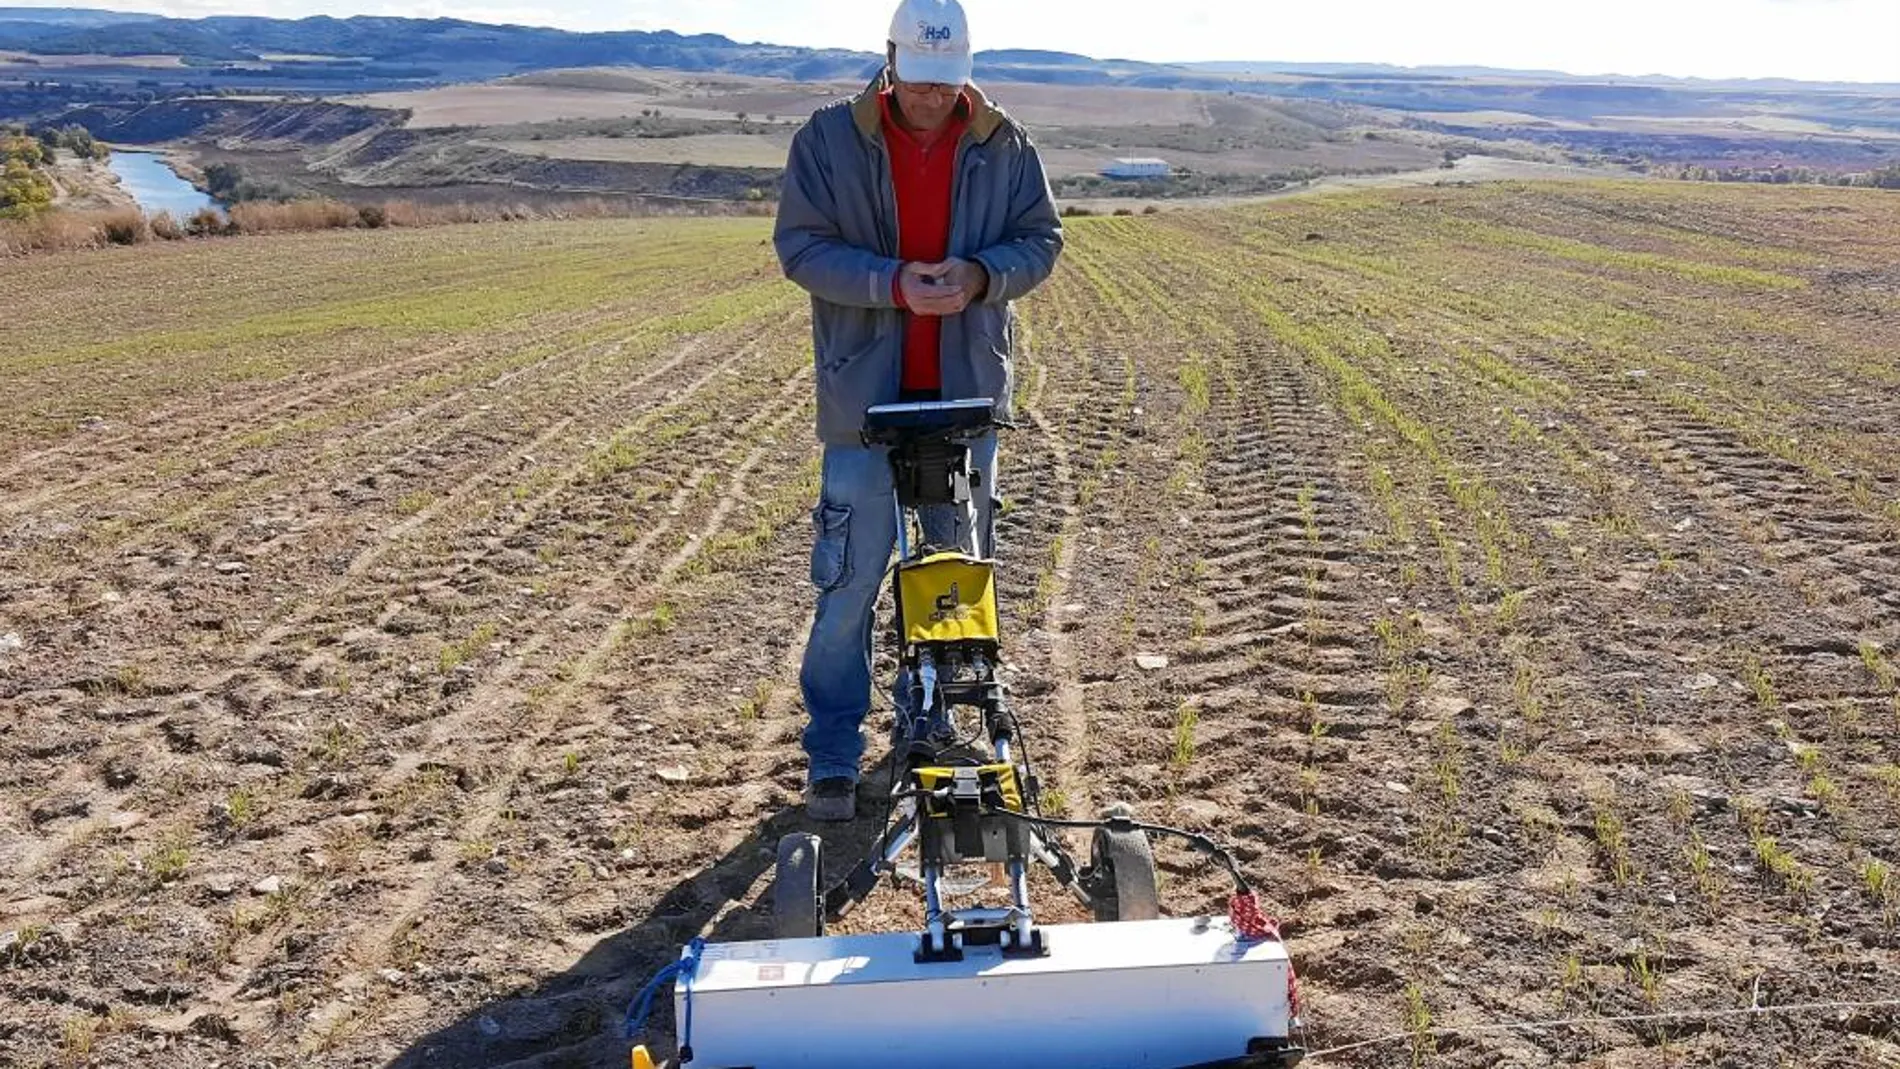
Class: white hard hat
888,0,973,86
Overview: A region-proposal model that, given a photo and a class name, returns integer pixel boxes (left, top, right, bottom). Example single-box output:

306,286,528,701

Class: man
773,0,1063,821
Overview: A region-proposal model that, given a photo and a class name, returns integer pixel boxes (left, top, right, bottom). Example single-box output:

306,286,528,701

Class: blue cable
622,961,682,1041
678,936,705,1063
623,937,708,1061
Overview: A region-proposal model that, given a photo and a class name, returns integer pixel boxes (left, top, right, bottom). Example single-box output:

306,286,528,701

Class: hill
3,8,1898,208
0,7,156,27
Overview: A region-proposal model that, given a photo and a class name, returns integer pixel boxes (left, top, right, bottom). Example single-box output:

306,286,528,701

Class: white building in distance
1102,157,1171,179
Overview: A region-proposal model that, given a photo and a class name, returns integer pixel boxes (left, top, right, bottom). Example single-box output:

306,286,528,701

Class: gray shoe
804,777,856,822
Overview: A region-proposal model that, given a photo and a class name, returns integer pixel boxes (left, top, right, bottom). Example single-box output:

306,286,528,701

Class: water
105,150,221,219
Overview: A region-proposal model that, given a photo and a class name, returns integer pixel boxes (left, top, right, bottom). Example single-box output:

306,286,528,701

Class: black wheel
1089,804,1160,922
773,832,824,939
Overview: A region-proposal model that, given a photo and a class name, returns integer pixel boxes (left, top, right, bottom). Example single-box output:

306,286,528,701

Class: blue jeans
799,434,998,785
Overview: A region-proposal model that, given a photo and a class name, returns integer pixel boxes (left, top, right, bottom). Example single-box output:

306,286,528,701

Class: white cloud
8,0,1898,81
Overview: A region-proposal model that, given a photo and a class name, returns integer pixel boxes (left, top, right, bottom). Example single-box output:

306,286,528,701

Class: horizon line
6,4,1900,88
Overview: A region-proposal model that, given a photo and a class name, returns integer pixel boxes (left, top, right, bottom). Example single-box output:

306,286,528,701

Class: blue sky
23,0,1900,82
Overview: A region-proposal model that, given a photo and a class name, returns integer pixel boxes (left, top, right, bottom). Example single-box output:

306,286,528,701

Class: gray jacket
774,75,1064,445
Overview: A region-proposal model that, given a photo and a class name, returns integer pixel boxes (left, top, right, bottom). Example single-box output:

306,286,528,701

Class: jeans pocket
810,502,852,591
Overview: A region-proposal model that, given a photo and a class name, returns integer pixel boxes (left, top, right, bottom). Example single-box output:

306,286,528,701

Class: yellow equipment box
912,763,1025,815
897,553,1001,646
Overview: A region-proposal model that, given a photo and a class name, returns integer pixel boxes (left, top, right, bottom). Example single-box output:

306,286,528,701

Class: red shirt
881,89,969,394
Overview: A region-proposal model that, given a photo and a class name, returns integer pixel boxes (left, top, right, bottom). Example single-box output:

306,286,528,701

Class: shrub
148,211,184,240
186,207,228,237
0,210,94,254
357,203,388,229
98,207,147,246
228,198,358,234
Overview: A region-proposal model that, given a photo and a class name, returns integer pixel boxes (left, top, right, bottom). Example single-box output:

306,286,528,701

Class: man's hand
898,258,987,317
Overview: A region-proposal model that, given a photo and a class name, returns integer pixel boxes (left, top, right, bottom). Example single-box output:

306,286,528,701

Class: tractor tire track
7,331,798,889
251,368,818,1036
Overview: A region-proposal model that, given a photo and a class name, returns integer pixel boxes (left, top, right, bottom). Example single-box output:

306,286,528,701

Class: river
104,150,222,218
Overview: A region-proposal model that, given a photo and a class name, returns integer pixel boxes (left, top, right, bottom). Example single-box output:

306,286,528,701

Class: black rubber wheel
773,833,824,939
1089,804,1160,922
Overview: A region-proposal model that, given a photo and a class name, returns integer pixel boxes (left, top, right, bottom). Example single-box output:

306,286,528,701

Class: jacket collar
851,69,1006,145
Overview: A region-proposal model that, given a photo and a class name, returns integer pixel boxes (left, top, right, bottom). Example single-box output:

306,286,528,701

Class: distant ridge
0,7,158,27
1,8,1896,92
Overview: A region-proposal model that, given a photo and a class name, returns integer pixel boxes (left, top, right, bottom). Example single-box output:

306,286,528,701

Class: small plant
144,829,191,886
1532,908,1561,941
1495,589,1528,631
322,822,368,874
1628,947,1664,1008
1792,743,1820,775
226,787,256,829
1742,654,1778,712
1861,859,1898,927
62,1014,97,1063
737,679,774,721
562,751,582,777
1170,702,1199,772
1593,799,1634,887
1667,788,1694,828
1806,772,1841,814
1402,981,1435,1067
438,621,498,673
95,663,151,698
1430,720,1461,805
1298,766,1320,816
1178,359,1210,416
315,720,362,768
1826,698,1863,739
3,922,47,966
1861,858,1890,901
1750,833,1812,896
1557,953,1585,1003
1861,641,1896,690
1040,788,1068,817
1686,831,1724,913
1514,660,1544,723
396,490,435,516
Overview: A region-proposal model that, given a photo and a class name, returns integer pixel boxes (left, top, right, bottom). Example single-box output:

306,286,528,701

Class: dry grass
227,198,361,234
1,194,743,258
0,209,114,255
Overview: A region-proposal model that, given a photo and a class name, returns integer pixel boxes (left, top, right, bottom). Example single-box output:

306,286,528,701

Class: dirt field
3,181,1899,1068
340,73,1473,184
482,133,795,170
343,71,843,129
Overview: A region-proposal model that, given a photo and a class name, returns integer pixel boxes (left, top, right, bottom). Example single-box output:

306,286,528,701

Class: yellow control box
897,552,1001,646
912,763,1024,815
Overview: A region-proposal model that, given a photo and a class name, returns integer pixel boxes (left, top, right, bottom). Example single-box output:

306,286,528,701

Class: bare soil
2,181,1898,1069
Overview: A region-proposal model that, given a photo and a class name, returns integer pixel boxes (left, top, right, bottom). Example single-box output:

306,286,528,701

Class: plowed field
3,182,1899,1068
